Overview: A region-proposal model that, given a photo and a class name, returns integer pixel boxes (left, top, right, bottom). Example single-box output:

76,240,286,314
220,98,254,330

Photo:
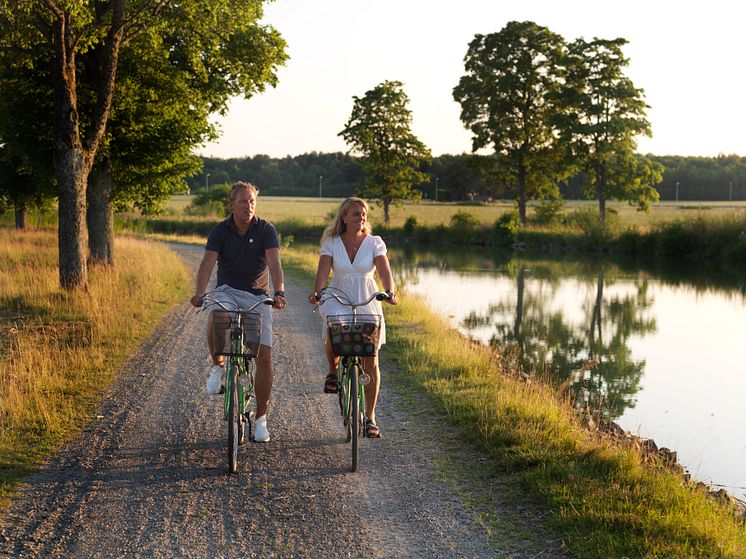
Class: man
190,181,286,443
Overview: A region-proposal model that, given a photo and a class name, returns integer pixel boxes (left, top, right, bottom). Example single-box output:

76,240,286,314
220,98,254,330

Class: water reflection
458,263,656,420
392,246,660,420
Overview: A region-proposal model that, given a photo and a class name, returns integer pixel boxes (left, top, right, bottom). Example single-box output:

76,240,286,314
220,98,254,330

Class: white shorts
211,285,273,348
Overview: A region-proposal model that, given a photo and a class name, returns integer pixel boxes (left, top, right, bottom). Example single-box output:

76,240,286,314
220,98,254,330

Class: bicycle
316,286,390,472
201,291,274,473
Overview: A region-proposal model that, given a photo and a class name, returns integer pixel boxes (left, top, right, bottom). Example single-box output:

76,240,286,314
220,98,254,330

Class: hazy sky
199,0,745,159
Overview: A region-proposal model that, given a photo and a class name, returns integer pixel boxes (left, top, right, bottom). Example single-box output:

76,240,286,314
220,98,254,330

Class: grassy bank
108,199,746,263
282,245,746,558
0,228,190,507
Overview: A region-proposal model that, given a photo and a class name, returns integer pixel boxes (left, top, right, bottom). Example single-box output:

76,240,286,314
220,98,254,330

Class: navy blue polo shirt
206,215,280,295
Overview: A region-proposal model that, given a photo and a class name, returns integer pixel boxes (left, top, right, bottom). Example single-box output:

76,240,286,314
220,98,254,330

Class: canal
389,244,746,501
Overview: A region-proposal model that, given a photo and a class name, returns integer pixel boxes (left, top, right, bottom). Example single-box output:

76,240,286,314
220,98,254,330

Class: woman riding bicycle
307,197,398,438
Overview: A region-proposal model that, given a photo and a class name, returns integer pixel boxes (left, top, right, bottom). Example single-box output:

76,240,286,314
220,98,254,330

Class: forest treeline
189,152,746,202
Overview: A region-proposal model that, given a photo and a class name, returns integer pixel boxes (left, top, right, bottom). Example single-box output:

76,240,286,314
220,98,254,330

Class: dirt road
0,244,568,558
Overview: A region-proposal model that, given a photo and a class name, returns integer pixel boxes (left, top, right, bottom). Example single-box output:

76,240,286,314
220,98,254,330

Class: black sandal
366,419,381,438
323,372,338,394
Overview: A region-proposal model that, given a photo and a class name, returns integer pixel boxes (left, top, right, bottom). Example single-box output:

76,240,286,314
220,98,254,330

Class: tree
339,80,431,224
0,1,286,288
453,21,571,225
557,38,660,220
0,49,56,229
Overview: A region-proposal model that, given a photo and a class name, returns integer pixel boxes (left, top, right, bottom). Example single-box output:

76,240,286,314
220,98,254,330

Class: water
389,245,746,501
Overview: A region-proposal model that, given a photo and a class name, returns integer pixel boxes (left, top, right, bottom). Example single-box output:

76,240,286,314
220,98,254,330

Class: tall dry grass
0,228,189,501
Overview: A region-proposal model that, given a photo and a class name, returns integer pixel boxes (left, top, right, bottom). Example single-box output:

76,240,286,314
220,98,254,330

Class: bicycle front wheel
350,361,360,472
227,365,240,473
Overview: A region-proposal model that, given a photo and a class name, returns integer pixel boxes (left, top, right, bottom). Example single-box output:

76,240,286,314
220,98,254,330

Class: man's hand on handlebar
190,294,204,308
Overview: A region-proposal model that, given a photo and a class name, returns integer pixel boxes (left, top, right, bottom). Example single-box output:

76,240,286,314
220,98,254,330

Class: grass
0,227,190,507
161,195,746,229
281,244,746,559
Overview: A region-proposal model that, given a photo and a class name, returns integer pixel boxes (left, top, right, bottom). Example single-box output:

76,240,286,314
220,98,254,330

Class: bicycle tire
350,361,360,472
339,363,352,443
227,365,240,473
240,358,254,444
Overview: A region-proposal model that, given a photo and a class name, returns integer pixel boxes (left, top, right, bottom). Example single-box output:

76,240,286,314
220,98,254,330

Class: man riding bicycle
190,181,286,443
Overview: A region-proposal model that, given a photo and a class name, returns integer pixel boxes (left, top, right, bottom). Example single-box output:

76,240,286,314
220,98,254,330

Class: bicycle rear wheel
350,362,360,472
227,365,240,473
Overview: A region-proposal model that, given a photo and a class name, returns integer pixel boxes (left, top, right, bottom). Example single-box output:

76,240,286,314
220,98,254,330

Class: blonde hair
229,181,259,201
321,197,372,243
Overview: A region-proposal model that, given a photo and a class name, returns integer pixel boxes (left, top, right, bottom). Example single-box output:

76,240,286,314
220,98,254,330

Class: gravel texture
0,244,570,558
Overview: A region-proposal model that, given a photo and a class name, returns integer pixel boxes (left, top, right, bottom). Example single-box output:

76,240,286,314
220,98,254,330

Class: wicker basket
327,314,381,357
212,311,262,358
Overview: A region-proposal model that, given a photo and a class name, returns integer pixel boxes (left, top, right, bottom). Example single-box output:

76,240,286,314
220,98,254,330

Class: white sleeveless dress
319,234,387,346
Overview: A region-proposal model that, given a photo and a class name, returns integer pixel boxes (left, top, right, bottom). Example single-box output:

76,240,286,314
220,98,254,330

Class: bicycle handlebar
316,286,390,308
200,291,275,313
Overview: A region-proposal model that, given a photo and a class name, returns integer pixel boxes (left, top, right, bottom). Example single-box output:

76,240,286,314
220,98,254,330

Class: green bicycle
202,291,274,473
317,287,390,472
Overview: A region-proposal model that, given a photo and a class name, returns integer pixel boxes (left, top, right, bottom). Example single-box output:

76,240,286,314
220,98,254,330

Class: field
167,194,746,230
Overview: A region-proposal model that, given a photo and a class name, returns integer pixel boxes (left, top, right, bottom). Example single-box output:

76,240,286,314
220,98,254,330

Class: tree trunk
596,162,608,222
14,207,26,230
56,146,90,290
518,166,527,225
383,198,390,225
87,158,114,266
47,2,124,289
514,264,525,350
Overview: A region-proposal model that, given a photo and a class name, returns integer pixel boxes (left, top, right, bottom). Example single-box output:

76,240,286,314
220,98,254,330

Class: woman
307,197,398,438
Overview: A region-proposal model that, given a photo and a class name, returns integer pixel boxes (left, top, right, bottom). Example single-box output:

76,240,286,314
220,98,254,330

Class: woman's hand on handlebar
307,291,320,305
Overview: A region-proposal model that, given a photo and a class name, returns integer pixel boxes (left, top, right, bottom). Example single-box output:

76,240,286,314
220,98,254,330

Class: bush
532,198,565,225
449,210,480,232
491,211,520,246
563,209,619,248
184,184,231,216
655,221,700,259
403,215,418,235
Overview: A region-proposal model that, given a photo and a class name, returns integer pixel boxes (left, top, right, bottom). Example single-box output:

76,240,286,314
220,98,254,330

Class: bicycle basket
212,311,262,358
327,314,381,357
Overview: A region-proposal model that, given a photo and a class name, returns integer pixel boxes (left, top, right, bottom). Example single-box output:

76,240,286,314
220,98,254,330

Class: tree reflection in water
462,263,657,420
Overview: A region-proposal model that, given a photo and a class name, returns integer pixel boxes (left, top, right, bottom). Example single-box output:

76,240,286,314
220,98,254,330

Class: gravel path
0,244,570,558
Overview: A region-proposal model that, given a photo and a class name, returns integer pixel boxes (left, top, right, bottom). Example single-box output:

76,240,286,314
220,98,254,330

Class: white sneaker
254,415,270,443
206,365,225,395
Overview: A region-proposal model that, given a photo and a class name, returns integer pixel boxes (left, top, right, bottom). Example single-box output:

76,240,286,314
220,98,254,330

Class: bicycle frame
317,287,388,472
201,292,273,473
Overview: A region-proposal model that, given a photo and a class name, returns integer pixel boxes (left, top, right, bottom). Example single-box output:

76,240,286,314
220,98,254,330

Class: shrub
449,210,480,232
532,198,565,225
184,184,231,216
491,211,520,246
403,215,418,235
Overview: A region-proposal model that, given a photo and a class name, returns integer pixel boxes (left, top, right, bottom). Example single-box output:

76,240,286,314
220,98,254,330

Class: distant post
435,177,439,202
205,173,210,192
675,181,679,202
319,175,323,198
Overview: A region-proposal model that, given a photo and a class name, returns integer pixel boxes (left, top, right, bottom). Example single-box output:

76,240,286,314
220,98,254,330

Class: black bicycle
201,291,273,473
317,287,390,472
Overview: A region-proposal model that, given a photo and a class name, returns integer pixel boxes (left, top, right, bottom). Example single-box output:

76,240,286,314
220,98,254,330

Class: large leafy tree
339,80,431,225
557,38,661,220
0,0,286,289
85,0,290,266
453,21,570,225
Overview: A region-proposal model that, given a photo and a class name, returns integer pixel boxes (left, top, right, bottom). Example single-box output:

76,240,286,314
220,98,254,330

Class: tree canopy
453,21,571,224
0,0,287,287
556,38,660,219
339,80,431,224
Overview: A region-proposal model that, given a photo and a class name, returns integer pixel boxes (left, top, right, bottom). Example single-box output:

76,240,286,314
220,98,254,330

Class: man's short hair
229,181,260,202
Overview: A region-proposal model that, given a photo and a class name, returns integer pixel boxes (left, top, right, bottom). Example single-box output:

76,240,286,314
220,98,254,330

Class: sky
199,0,746,160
